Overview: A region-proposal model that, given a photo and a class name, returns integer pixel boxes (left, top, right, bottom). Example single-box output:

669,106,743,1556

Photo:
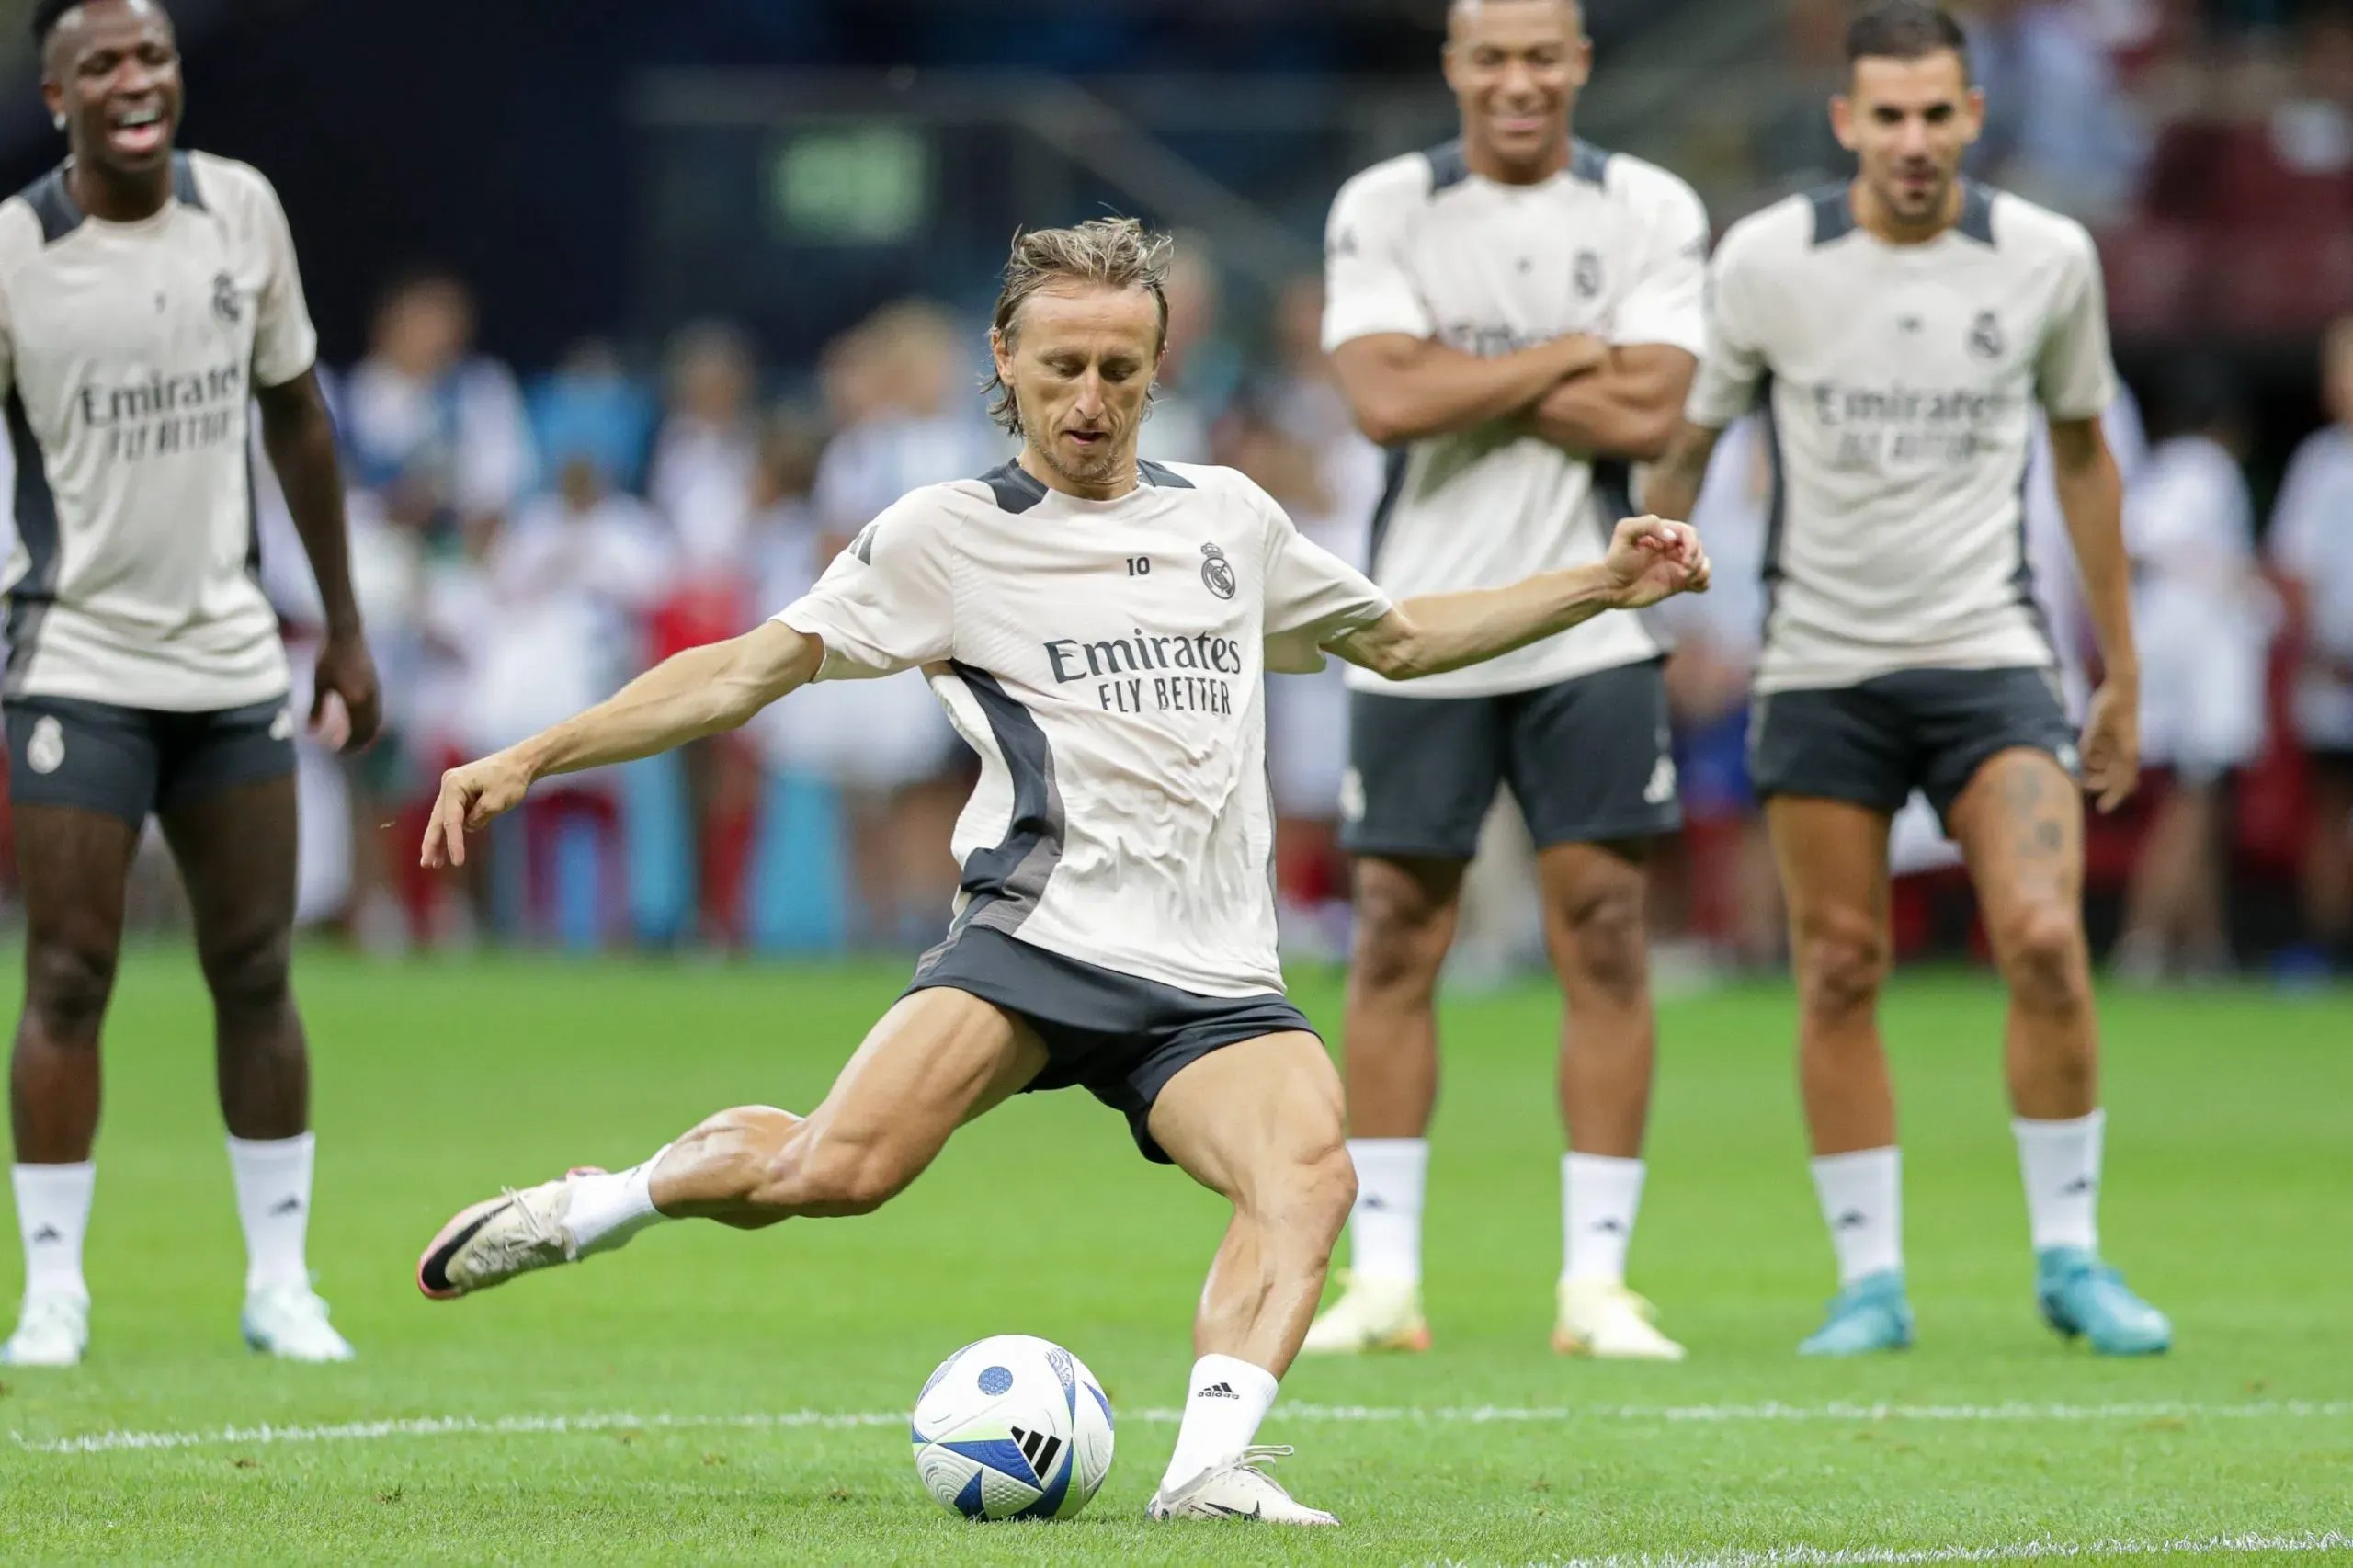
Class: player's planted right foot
2036,1246,2172,1356
1798,1268,1915,1356
1,1294,89,1367
1299,1272,1430,1355
1554,1279,1687,1360
417,1176,590,1299
1146,1447,1338,1525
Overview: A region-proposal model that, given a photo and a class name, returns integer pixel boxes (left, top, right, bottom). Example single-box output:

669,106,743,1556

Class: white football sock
2013,1110,2103,1253
1811,1147,1904,1285
12,1162,94,1305
1158,1354,1279,1494
1342,1137,1426,1284
1562,1153,1645,1285
564,1147,671,1256
226,1134,314,1293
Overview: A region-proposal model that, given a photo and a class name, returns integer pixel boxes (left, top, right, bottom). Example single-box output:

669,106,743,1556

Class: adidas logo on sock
1834,1210,1870,1231
2059,1176,2097,1197
1196,1381,1239,1400
1359,1195,1388,1210
1589,1218,1627,1234
29,1224,61,1244
270,1197,304,1217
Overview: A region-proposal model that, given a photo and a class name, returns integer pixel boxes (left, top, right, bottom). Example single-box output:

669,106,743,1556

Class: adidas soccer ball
911,1334,1115,1520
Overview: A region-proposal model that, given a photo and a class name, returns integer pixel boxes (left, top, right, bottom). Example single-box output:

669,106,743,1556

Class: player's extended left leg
1536,839,1682,1361
1949,747,2171,1355
158,775,352,1362
1144,1031,1352,1526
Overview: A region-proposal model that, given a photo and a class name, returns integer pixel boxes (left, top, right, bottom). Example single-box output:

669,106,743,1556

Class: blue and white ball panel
910,1334,1114,1520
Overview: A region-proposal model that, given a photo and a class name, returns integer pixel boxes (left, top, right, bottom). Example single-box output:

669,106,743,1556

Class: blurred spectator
529,339,658,499
1962,0,2151,222
2270,315,2353,971
341,274,538,953
2266,6,2353,180
1137,233,1237,466
797,303,1002,949
1755,0,1853,195
2116,367,2273,980
650,321,764,576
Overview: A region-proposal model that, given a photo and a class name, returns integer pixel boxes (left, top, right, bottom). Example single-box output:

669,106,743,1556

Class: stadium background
0,0,2343,980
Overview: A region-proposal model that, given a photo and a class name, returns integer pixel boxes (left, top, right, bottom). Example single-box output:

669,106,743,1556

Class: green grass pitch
3,949,2348,1564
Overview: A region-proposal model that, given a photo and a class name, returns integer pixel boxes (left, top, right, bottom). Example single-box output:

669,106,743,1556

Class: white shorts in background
759,667,956,791
1267,660,1350,820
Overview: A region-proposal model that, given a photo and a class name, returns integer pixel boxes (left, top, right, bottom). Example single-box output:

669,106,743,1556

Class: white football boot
1552,1278,1687,1361
0,1293,88,1367
1147,1447,1338,1526
242,1283,356,1361
416,1175,589,1299
1299,1272,1430,1355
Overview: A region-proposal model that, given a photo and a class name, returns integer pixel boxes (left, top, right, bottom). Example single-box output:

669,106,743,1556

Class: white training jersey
777,459,1392,997
1322,139,1709,698
0,152,317,710
1686,183,2118,694
2270,424,2353,748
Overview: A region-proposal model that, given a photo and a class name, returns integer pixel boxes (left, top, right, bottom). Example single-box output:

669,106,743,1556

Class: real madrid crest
1967,309,2004,361
1574,249,1603,301
1199,541,1236,600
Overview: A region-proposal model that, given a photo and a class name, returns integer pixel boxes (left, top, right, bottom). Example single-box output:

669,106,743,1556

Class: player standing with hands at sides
1307,0,1709,1362
1644,1,2169,1356
412,218,1709,1526
1,0,381,1368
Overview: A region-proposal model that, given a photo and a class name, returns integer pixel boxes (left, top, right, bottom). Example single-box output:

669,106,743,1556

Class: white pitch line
1448,1535,2353,1568
12,1398,2352,1456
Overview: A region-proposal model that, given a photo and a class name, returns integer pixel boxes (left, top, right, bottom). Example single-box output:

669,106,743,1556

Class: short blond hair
983,217,1175,437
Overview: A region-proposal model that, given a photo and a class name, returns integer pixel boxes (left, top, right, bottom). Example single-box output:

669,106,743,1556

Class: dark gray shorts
1341,657,1680,860
5,693,295,827
1748,666,2078,827
904,925,1316,1165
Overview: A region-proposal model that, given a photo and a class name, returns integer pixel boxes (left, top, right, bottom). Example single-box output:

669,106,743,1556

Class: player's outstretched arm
1527,346,1699,462
1639,419,1724,523
2048,415,2141,812
1332,516,1709,682
1330,332,1607,447
420,621,820,869
256,369,382,752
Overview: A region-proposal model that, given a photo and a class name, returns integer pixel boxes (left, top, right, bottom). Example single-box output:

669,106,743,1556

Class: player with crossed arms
1644,1,2168,1356
411,219,1708,1525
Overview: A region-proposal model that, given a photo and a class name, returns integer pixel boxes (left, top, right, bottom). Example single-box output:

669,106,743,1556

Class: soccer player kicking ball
2,0,381,1367
414,219,1709,1525
1645,1,2169,1357
1309,0,1711,1365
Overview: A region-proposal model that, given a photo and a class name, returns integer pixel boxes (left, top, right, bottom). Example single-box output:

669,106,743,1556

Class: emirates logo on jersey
1199,542,1236,600
211,271,242,326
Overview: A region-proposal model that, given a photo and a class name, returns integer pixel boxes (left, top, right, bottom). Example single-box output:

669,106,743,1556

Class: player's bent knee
1564,887,1649,1006
24,937,119,1041
200,926,293,1018
1999,903,2090,1014
1351,886,1451,994
1796,922,1887,1023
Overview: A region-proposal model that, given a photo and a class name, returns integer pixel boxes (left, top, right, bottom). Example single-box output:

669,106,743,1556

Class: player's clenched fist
420,753,534,869
1601,515,1711,610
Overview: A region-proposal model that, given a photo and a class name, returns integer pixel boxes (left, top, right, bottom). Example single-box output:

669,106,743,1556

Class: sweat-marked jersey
0,151,317,710
1685,182,2117,694
1322,138,1709,698
777,459,1392,996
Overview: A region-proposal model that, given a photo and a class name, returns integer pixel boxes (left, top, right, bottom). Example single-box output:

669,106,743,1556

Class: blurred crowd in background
2,0,2351,983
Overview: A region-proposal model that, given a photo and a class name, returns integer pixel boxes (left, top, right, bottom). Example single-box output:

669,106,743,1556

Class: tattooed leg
1949,748,2098,1119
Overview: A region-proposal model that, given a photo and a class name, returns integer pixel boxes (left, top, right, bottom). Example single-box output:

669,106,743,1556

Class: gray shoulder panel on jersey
1569,139,1612,187
1137,459,1195,490
1957,181,1996,245
1807,184,1854,247
172,153,207,212
1364,449,1411,580
978,460,1049,514
940,661,1066,940
18,167,82,245
4,391,61,696
1423,140,1471,194
1757,372,1788,644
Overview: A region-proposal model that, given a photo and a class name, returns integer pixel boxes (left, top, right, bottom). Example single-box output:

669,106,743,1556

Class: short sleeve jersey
1686,183,2118,693
1322,140,1710,698
778,459,1392,997
0,151,317,710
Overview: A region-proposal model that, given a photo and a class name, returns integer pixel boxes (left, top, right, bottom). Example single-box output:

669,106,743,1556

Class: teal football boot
2036,1246,2171,1355
1798,1268,1915,1356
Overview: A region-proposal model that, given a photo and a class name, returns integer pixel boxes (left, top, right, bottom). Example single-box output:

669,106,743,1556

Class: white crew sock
227,1134,314,1293
1810,1147,1904,1285
564,1147,671,1256
1342,1137,1426,1284
2013,1110,2103,1253
12,1162,95,1305
1562,1153,1645,1285
1158,1354,1279,1494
